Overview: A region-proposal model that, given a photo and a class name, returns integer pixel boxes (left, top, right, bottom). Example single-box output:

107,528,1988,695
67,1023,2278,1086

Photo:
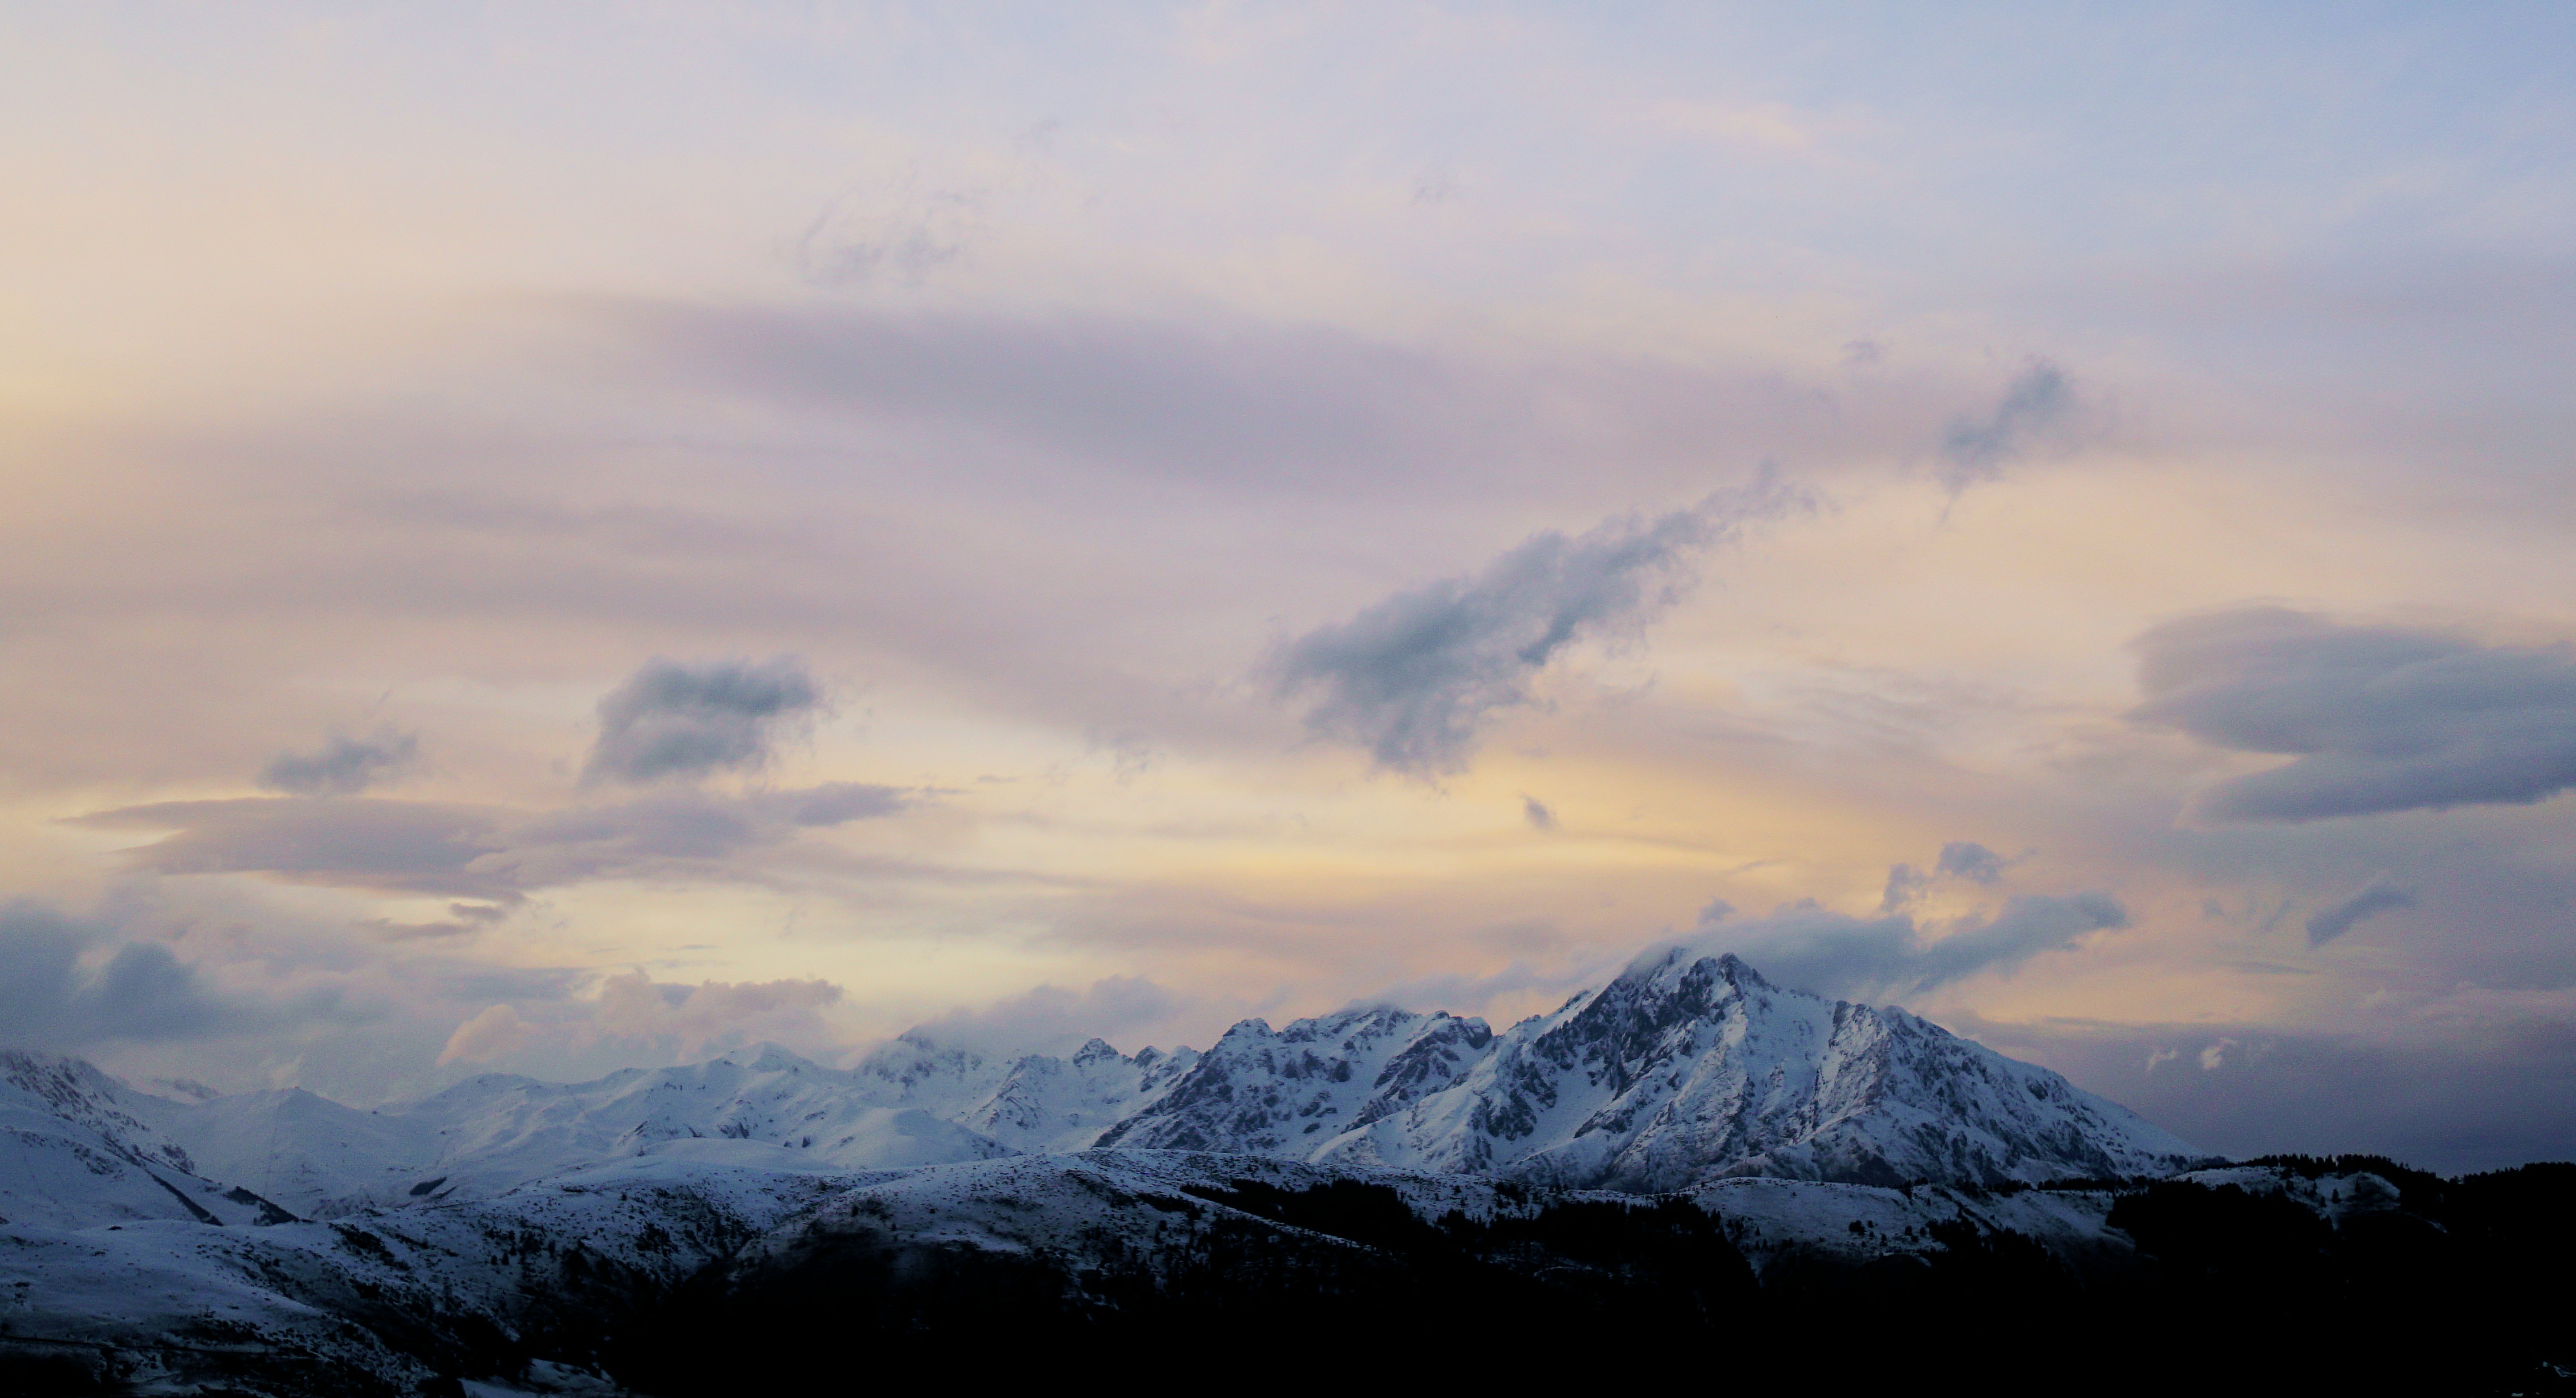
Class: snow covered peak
707,1042,826,1075
1102,952,2202,1189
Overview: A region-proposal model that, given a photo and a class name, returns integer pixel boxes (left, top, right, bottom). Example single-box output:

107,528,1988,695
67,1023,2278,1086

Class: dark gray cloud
0,902,241,1048
582,656,824,786
2305,877,2418,947
1936,359,2073,492
73,783,910,907
258,728,419,795
1694,891,2130,1001
1522,795,1557,831
2130,607,2576,821
1271,479,1805,775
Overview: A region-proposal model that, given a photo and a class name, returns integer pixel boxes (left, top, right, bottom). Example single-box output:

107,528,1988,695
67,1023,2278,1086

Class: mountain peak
711,1042,822,1074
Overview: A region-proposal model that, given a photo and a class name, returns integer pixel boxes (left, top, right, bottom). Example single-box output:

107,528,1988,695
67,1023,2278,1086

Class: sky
4,2,2574,1172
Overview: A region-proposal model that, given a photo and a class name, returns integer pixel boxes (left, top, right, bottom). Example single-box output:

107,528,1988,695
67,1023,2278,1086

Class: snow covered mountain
5,953,2539,1397
1103,949,2203,1187
0,1052,286,1231
2,1031,1202,1219
4,949,2198,1223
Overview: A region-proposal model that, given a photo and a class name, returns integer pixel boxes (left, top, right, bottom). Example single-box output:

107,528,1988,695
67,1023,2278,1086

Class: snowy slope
71,1035,1195,1217
0,1139,860,1394
129,1044,1022,1216
0,1053,295,1231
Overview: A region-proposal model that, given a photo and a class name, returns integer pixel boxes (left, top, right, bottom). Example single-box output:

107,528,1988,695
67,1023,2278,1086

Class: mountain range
39,948,2528,1394
4,948,2201,1228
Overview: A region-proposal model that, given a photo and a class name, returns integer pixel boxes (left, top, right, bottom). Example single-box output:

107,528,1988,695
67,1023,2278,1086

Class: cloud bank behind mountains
0,902,244,1049
1270,479,1807,775
2131,607,2576,821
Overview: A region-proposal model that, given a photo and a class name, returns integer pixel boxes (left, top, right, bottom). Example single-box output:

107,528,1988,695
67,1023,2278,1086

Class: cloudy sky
6,3,2573,1171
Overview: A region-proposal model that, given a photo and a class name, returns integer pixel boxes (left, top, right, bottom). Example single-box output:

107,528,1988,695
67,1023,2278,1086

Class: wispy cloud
72,783,912,907
1937,360,2075,493
1691,891,2130,1001
2305,877,2418,947
1270,475,1808,775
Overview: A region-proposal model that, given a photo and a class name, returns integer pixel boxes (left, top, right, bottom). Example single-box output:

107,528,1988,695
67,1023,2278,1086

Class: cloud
2304,877,2418,947
73,783,911,905
73,798,517,901
2130,607,2576,821
1955,1012,2576,1175
905,975,1185,1057
590,971,846,1057
500,784,912,889
1521,795,1557,831
581,656,825,786
0,901,243,1049
795,183,982,288
1937,840,2007,883
1271,477,1806,775
1879,863,1929,912
373,901,513,942
437,1003,536,1066
258,728,419,795
1880,839,2010,910
1937,359,2074,493
1691,891,2130,1001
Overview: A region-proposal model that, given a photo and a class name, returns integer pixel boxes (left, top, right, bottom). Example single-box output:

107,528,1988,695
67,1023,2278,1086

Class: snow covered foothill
0,1134,859,1395
2173,1163,2409,1223
1691,1176,2127,1276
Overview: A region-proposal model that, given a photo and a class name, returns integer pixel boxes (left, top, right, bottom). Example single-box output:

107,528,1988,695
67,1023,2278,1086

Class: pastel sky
7,4,2574,1171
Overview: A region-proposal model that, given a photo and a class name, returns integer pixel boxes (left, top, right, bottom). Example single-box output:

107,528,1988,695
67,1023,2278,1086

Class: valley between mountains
5,949,2571,1394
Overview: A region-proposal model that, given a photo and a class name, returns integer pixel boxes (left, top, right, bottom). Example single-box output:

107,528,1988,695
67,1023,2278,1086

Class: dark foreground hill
2,1145,2572,1394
